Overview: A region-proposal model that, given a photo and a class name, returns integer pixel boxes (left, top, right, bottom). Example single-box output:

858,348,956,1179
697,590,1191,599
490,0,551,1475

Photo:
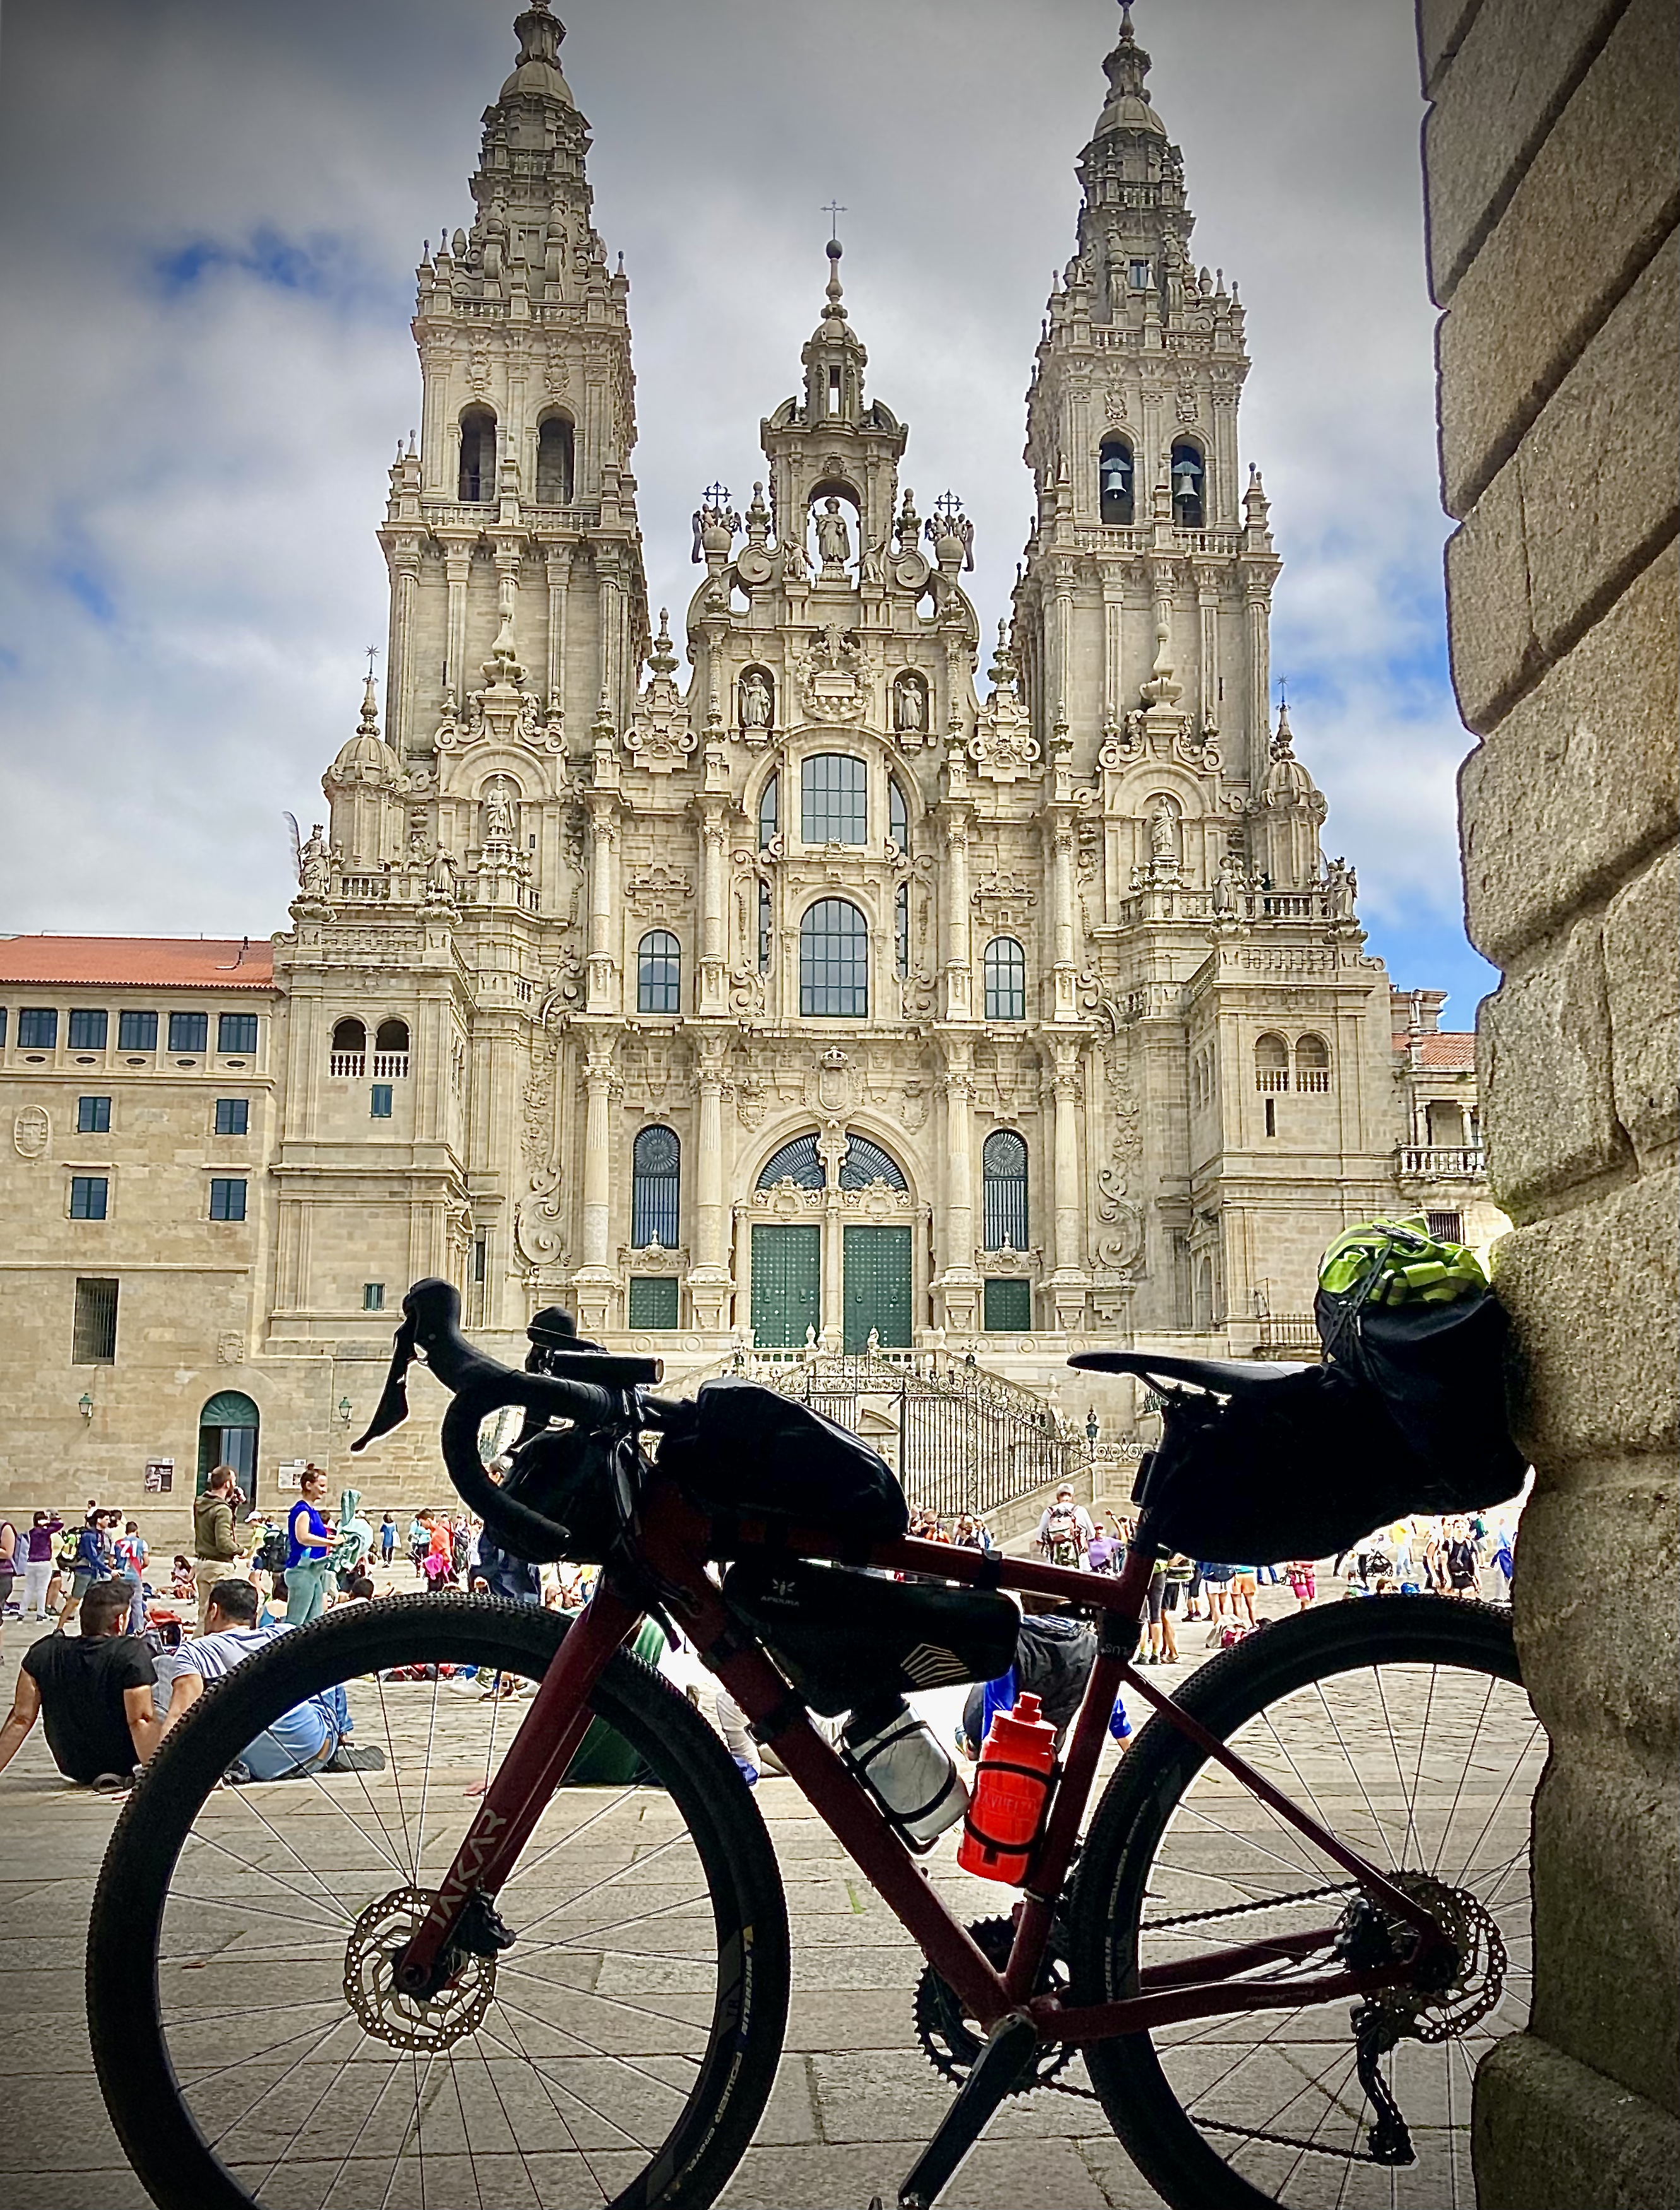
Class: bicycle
88,1281,1540,2210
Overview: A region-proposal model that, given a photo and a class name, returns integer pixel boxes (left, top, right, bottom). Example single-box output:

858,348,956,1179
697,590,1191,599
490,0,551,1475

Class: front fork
392,1584,642,1996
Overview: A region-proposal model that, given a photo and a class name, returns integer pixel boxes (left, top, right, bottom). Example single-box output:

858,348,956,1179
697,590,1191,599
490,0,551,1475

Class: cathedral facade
0,4,1501,1522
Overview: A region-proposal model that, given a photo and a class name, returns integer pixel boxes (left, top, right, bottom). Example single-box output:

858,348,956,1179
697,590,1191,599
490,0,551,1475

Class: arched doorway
197,1390,260,1506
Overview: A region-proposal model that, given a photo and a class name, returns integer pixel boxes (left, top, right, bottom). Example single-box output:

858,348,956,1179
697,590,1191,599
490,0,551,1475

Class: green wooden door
843,1225,912,1352
750,1225,821,1348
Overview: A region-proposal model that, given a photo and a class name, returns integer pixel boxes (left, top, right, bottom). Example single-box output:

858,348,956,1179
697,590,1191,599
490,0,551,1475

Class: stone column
1049,811,1079,1021
585,796,618,1013
941,809,972,1019
1045,1038,1085,1325
439,534,476,710
572,1035,619,1334
1243,576,1271,785
696,799,728,1014
385,539,421,753
544,544,570,722
686,1033,733,1330
931,1038,980,1336
1416,0,1680,2198
817,1127,847,1351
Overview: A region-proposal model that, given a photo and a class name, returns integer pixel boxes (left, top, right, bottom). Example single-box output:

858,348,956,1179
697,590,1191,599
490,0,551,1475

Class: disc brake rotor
913,1916,1076,2090
343,1886,495,2052
1369,1871,1507,2042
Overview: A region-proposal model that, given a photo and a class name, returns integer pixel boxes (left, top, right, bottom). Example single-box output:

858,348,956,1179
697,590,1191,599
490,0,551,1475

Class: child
1286,1560,1317,1611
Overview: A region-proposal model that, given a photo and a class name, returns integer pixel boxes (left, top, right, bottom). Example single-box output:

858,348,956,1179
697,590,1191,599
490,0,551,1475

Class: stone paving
0,1578,1534,2210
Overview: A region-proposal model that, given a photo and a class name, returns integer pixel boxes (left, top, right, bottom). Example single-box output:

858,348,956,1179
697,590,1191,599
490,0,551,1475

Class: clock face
734,546,774,589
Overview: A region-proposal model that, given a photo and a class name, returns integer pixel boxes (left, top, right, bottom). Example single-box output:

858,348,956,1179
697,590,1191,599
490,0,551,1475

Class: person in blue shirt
283,1467,335,1628
56,1510,116,1635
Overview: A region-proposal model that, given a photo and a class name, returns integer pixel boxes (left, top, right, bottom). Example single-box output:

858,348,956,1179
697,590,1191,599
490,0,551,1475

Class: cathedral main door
842,1225,912,1353
749,1225,820,1348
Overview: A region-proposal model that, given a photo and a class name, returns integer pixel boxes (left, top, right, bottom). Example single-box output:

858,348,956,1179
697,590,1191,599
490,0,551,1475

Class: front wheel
88,1595,790,2210
1069,1596,1542,2209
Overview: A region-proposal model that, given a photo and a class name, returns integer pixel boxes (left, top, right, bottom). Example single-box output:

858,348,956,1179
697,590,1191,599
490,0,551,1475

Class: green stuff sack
1315,1216,1525,1513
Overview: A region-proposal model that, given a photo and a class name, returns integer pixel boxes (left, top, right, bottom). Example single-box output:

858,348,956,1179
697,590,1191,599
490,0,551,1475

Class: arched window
888,778,908,852
1254,1032,1289,1092
982,1129,1029,1252
373,1018,409,1078
330,1016,366,1076
984,936,1027,1021
637,930,681,1014
631,1126,680,1249
1170,441,1205,527
458,406,497,502
1192,1254,1214,1331
758,878,773,972
895,881,910,977
799,899,867,1016
1295,1033,1331,1093
841,1134,908,1190
801,754,867,845
1099,437,1135,526
535,413,573,504
197,1390,259,1503
757,1132,825,1189
758,772,779,849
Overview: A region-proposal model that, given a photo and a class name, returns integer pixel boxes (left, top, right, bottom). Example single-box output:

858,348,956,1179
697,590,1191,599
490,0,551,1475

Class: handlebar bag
659,1378,910,1545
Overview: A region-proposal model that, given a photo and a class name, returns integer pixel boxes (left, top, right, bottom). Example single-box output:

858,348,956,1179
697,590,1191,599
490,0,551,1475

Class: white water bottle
841,1696,968,1851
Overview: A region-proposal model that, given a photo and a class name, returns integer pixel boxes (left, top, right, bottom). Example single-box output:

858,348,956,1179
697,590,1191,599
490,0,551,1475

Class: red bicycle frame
399,1472,1451,2040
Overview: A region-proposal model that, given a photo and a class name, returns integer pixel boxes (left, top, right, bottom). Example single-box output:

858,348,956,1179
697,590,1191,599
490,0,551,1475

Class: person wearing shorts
1229,1568,1259,1628
1199,1562,1234,1632
1287,1561,1317,1611
1143,1558,1179,1666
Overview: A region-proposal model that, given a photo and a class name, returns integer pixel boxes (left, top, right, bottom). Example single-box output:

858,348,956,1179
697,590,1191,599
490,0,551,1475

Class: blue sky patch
150,225,373,309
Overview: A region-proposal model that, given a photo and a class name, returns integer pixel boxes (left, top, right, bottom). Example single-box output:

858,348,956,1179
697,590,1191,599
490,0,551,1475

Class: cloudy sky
0,0,1496,1021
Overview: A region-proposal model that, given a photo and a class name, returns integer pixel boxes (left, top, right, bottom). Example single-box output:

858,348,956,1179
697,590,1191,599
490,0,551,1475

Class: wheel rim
122,1613,753,2209
1123,1645,1542,2206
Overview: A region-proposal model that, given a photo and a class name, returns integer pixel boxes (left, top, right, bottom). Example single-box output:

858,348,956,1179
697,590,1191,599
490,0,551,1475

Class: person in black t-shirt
0,1578,160,1784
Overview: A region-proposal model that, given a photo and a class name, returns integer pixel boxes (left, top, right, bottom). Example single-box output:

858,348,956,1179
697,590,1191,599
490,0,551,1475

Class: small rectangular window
628,1277,680,1329
18,1008,57,1049
474,1236,488,1284
77,1095,112,1134
169,1011,209,1054
363,1282,385,1312
69,1175,109,1220
69,1008,109,1050
214,1097,249,1136
119,1009,158,1051
218,1012,259,1054
0,1008,7,1047
1426,1210,1465,1243
1129,258,1150,288
73,1277,119,1363
370,1084,394,1119
983,1278,1032,1332
1264,1096,1276,1137
209,1177,247,1222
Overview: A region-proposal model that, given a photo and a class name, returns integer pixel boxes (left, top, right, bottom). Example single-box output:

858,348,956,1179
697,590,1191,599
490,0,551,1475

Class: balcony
1256,1314,1320,1357
329,1052,365,1078
371,1052,409,1079
1397,1145,1485,1180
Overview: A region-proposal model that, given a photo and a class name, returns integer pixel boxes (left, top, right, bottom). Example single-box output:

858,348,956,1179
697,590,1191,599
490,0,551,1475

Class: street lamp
338,1396,354,1426
1085,1407,1100,1460
78,1391,95,1421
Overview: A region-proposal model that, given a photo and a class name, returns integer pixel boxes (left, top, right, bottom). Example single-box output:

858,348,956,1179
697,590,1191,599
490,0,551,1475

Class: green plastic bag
1319,1214,1486,1310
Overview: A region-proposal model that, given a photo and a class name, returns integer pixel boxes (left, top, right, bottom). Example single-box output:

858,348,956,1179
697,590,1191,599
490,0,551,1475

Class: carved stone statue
1149,798,1178,861
483,782,516,844
299,824,332,899
894,673,926,734
780,529,809,585
1213,850,1242,913
739,667,772,732
426,844,458,898
815,497,852,568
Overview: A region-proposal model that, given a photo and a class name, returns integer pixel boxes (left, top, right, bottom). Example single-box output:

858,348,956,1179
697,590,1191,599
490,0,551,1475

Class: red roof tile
1393,1030,1476,1071
0,936,276,990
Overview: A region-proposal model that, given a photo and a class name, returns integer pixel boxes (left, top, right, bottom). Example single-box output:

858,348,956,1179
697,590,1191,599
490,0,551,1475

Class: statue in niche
739,668,772,732
815,497,852,568
894,673,927,736
483,782,517,844
1148,798,1179,862
299,824,332,899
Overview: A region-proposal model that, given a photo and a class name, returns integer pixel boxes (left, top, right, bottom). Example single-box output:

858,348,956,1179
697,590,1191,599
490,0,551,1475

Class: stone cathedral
0,3,1498,1517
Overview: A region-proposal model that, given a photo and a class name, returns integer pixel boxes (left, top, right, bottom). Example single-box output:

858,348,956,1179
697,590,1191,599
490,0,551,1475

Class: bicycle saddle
1069,1348,1316,1396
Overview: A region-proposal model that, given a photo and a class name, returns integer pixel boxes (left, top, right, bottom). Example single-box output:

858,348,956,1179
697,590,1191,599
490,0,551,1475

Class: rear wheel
1069,1596,1541,2209
88,1595,790,2210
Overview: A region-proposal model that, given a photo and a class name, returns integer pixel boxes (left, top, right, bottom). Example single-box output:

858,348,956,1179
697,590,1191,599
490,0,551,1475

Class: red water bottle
957,1692,1058,1884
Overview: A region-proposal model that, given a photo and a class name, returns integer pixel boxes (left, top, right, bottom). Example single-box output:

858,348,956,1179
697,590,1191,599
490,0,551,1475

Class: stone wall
1416,1,1679,2200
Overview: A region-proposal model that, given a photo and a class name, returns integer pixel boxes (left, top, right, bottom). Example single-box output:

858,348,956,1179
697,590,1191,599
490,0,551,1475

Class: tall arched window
1170,441,1205,527
631,1126,680,1249
535,413,573,503
1295,1033,1332,1093
1099,437,1134,525
801,754,867,845
373,1018,409,1077
983,936,1027,1021
330,1016,366,1076
888,778,908,852
757,1132,825,1189
637,931,681,1013
197,1390,259,1503
458,406,497,502
1254,1033,1289,1091
982,1130,1029,1252
758,772,779,849
841,1134,908,1190
799,899,868,1016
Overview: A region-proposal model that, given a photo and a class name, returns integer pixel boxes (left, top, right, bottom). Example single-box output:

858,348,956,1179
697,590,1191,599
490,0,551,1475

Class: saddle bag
720,1556,1019,1717
659,1379,911,1548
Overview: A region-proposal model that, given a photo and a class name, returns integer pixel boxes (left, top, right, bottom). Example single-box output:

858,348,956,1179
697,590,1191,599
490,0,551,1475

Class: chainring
913,1916,1076,2090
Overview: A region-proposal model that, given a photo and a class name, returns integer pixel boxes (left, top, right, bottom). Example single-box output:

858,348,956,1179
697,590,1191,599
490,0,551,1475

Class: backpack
1042,1503,1081,1566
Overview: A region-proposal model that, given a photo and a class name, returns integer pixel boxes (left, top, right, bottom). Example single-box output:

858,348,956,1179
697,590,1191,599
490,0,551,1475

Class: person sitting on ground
0,1577,160,1784
151,1577,379,1778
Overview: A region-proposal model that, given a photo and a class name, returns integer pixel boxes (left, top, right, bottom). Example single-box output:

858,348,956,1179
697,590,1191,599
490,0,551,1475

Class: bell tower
379,0,647,764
